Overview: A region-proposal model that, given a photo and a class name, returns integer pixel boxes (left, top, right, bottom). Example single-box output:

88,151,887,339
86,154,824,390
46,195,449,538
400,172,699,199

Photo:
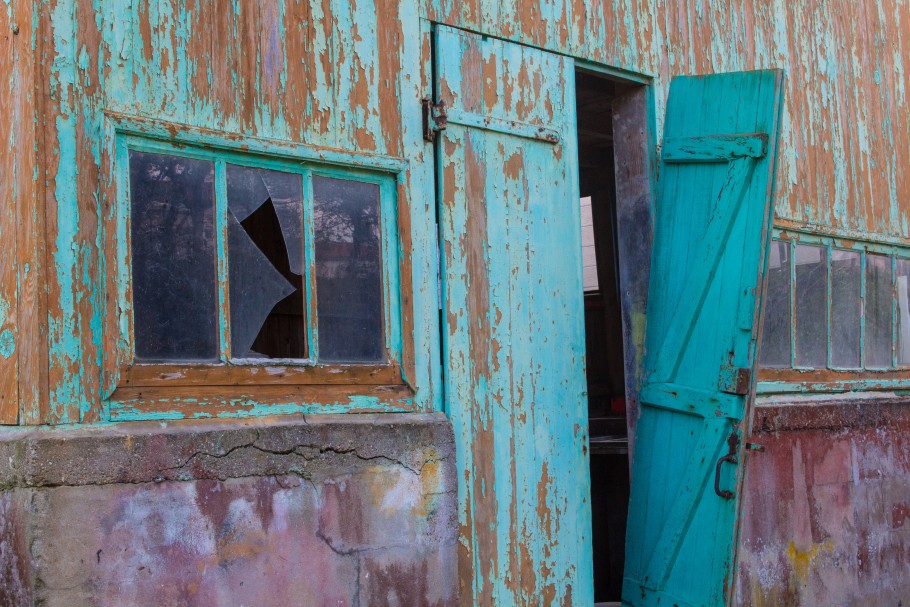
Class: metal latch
714,431,740,500
422,98,448,142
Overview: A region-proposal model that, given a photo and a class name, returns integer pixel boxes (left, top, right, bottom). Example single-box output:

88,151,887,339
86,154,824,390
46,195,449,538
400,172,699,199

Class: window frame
758,227,910,394
105,126,410,419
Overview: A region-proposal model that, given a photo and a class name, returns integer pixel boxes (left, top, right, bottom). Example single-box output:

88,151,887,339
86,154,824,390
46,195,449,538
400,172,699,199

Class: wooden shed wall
2,0,908,422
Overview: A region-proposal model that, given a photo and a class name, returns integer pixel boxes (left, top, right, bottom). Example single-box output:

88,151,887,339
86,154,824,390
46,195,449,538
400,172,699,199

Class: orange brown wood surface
5,0,909,427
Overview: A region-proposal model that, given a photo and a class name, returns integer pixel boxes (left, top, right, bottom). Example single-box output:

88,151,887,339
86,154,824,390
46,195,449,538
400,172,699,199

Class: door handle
714,431,740,500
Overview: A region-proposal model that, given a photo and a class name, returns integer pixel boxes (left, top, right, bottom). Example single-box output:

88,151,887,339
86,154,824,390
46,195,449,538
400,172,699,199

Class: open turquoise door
433,25,592,607
622,70,784,607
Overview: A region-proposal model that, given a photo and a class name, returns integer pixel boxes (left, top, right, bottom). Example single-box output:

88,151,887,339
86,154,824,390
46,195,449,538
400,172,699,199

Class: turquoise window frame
105,123,408,420
758,227,910,394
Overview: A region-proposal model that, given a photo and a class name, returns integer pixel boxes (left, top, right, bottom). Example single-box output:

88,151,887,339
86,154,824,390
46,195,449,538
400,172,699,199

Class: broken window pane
831,249,861,368
314,176,384,362
794,244,827,368
865,253,893,368
759,240,791,367
129,151,218,361
897,259,910,365
227,165,306,359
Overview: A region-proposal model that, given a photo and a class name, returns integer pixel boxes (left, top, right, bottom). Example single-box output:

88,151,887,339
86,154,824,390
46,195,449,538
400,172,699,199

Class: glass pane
129,151,218,361
580,196,598,292
313,176,384,362
865,253,893,368
831,250,861,368
897,259,910,365
759,240,791,367
794,244,827,367
227,165,306,359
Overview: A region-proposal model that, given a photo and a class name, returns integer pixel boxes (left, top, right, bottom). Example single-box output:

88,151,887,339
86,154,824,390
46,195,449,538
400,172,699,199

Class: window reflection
313,176,384,363
129,151,219,361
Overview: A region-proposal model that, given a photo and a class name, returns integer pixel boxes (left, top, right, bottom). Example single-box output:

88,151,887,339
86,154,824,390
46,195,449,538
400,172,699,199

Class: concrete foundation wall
736,397,910,606
0,414,457,607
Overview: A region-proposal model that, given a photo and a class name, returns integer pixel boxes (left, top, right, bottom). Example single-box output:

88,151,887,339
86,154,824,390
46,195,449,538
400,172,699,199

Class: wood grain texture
119,363,406,387
623,70,784,607
435,25,591,606
108,383,415,420
0,1,22,424
428,0,910,243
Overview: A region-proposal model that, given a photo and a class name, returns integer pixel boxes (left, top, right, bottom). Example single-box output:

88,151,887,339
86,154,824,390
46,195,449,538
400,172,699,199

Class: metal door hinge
422,98,447,142
719,365,752,396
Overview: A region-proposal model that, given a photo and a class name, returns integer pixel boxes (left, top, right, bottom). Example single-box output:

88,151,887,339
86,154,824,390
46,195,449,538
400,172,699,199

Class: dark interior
576,69,631,604
240,199,307,358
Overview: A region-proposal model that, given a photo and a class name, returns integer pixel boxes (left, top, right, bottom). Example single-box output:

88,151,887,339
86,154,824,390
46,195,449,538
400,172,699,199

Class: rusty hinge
718,365,752,396
422,97,447,142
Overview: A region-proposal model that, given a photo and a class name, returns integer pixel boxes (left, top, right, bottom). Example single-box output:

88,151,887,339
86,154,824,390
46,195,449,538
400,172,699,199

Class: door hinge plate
718,365,752,396
422,98,448,142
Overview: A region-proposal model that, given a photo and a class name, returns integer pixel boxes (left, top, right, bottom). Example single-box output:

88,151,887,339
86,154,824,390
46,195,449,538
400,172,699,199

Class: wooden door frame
575,61,658,465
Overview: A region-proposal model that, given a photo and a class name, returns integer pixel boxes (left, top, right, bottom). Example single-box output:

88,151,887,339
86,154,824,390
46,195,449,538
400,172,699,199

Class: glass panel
313,176,384,362
129,151,218,361
580,196,598,292
830,249,861,368
759,240,791,367
794,244,827,367
227,165,306,359
897,259,910,365
865,253,893,368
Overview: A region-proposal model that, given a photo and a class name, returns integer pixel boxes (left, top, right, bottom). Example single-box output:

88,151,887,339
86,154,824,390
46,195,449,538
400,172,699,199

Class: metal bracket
719,364,752,396
422,98,447,142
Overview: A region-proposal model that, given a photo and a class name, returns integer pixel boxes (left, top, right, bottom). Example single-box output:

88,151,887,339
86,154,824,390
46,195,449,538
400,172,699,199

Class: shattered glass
129,151,219,362
313,176,384,362
227,165,307,359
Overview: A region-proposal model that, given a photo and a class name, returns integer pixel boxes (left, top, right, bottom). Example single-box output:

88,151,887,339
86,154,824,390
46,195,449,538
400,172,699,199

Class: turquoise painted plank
623,70,784,607
435,24,591,606
662,134,767,163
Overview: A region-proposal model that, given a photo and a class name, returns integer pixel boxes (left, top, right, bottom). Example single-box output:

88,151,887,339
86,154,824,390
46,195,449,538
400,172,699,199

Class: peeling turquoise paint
108,395,411,422
0,330,14,359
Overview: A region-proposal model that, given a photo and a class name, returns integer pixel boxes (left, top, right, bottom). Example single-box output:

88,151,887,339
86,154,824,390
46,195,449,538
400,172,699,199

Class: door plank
623,70,784,607
435,25,592,606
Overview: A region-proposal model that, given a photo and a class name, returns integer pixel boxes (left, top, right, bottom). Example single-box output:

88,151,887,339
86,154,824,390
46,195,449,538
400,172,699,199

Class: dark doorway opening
576,69,647,605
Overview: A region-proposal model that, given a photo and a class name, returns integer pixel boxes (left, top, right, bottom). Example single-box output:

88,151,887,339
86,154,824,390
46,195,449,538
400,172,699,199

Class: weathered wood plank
435,25,591,606
119,362,405,387
108,383,415,420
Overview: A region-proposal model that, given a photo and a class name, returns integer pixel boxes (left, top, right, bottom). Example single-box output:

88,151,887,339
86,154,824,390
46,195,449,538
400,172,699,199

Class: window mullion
215,159,231,361
302,168,319,362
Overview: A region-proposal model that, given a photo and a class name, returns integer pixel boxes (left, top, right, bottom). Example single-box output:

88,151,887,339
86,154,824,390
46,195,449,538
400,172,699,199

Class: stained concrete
736,397,910,606
0,414,457,606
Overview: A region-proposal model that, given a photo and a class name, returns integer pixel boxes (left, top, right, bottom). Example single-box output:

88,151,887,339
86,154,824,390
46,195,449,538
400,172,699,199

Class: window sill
119,362,404,387
752,393,910,433
757,368,910,395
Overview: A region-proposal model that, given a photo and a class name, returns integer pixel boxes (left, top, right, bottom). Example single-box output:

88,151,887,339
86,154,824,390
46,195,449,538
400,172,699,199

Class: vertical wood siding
4,0,909,423
429,0,910,241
